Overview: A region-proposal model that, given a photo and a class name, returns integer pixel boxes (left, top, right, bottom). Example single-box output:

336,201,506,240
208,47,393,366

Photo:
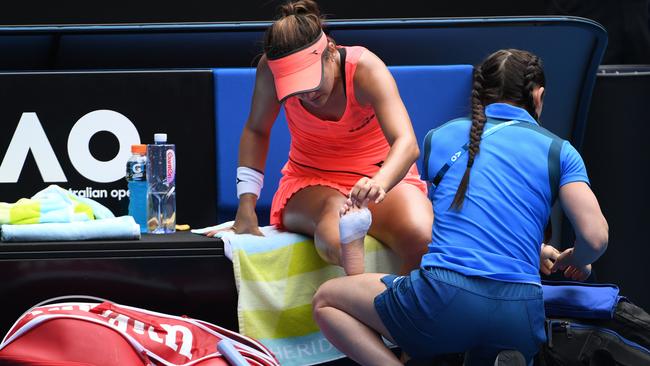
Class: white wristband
236,167,264,198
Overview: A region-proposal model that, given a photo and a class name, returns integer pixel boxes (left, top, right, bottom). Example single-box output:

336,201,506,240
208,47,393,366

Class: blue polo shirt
420,103,589,285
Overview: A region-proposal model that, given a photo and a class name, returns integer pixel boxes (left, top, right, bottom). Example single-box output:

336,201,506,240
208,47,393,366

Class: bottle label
127,161,146,181
166,149,176,184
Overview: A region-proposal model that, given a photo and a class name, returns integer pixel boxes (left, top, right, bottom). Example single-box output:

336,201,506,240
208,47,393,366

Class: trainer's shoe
493,350,526,366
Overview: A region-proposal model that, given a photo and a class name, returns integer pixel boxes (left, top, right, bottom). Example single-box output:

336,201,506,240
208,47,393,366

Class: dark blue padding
2,17,606,151
329,17,607,150
213,65,473,216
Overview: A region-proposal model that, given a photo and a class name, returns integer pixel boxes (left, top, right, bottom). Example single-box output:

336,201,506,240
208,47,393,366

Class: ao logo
0,110,140,183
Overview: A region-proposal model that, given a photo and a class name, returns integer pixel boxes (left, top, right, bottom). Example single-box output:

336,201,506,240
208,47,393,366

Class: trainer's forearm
572,218,609,266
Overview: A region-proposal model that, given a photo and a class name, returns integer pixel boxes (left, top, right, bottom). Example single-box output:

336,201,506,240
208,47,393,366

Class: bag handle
31,294,110,308
5,294,112,341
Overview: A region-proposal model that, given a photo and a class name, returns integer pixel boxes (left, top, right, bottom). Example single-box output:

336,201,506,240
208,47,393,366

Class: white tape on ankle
339,208,372,244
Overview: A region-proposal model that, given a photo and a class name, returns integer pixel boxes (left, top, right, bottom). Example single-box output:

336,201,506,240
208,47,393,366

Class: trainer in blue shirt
312,49,609,366
419,101,589,285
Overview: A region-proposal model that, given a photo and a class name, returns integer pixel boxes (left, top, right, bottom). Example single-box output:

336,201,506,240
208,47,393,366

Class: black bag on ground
586,300,650,350
539,317,650,366
538,281,650,366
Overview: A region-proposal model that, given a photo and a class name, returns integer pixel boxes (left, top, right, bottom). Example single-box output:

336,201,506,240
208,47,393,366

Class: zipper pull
561,321,573,339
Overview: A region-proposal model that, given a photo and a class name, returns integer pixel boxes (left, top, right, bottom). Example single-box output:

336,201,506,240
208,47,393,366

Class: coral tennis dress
269,46,427,227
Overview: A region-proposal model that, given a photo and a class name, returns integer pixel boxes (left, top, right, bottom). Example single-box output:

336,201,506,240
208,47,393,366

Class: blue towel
1,216,141,242
542,280,622,319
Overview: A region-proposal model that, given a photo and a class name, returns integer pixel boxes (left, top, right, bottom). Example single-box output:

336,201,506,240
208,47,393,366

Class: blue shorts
374,267,546,365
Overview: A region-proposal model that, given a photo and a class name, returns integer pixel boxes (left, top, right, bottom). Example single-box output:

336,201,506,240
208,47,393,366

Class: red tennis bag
0,297,279,366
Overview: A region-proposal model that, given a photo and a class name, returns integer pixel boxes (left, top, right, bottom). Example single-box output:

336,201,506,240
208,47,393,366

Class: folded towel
194,224,400,366
1,216,141,242
0,185,114,225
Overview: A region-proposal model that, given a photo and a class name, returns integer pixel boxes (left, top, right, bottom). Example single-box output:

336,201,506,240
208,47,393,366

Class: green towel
223,226,400,366
0,185,114,225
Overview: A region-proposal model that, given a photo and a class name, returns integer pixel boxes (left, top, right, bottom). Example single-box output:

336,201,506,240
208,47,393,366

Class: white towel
1,216,141,242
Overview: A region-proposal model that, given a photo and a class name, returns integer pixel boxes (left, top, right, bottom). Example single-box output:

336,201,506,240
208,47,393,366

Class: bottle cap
154,133,168,144
131,144,147,155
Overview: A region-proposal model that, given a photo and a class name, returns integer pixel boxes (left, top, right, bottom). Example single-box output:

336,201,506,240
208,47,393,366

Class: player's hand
206,208,263,237
349,177,386,205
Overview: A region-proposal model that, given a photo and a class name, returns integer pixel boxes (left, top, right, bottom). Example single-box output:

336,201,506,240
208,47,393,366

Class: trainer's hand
540,243,560,276
551,247,592,281
350,177,386,205
563,264,592,281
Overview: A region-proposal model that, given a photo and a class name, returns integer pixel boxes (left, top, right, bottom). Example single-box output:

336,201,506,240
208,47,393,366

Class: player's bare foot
339,199,371,275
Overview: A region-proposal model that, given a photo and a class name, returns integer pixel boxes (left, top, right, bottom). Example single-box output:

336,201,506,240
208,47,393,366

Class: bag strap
430,120,520,190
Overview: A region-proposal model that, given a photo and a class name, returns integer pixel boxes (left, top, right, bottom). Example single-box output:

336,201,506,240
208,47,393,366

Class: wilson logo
27,304,193,360
100,309,193,359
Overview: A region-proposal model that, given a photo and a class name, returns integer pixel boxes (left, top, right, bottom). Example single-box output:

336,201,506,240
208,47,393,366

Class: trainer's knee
312,279,337,311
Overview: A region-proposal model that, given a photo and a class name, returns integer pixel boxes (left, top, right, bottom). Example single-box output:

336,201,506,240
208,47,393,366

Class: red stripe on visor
267,32,328,102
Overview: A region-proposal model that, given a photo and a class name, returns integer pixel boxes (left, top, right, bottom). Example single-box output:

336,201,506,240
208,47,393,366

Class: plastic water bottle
146,133,176,234
126,144,147,233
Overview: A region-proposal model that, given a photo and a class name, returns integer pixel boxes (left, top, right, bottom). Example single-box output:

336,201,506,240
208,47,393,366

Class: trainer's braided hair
523,55,544,120
450,49,545,210
264,0,335,60
450,67,488,209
